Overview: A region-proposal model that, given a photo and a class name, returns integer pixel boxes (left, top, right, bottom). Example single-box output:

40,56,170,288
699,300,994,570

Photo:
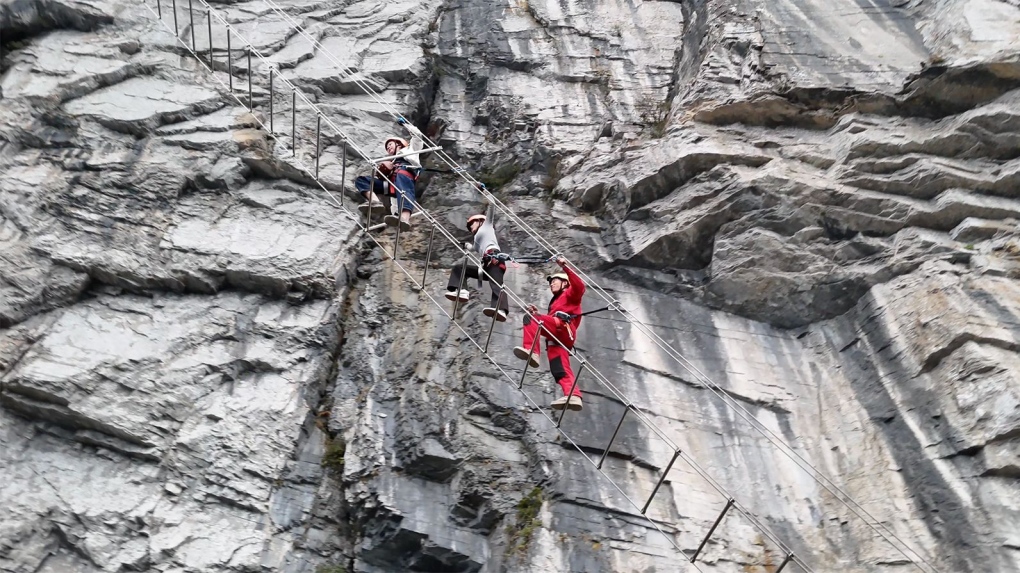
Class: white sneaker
551,395,583,411
513,346,540,368
483,308,508,322
445,289,470,303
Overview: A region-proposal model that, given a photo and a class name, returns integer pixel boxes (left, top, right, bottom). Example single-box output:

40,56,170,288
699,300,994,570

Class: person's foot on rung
513,346,540,368
551,395,582,411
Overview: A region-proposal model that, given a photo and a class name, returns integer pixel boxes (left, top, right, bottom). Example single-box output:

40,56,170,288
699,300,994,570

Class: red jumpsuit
521,265,586,397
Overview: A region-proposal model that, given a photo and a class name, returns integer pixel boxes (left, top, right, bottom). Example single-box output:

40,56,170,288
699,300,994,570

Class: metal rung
482,292,500,353
556,360,585,428
775,553,794,573
391,194,405,260
339,141,347,206
206,9,212,67
597,404,632,469
451,256,469,317
246,48,252,110
420,223,436,290
226,26,231,90
188,0,195,50
314,113,321,179
517,327,541,389
641,449,680,515
691,498,733,563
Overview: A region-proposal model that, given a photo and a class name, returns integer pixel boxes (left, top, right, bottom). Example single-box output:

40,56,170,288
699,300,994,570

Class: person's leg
447,260,479,297
514,314,544,367
393,172,417,224
355,176,387,213
447,261,465,292
547,343,580,397
484,264,506,309
355,176,386,200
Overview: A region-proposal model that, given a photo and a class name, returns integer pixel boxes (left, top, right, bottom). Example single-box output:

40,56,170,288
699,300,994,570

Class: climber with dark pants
354,136,419,231
513,256,586,411
446,202,510,321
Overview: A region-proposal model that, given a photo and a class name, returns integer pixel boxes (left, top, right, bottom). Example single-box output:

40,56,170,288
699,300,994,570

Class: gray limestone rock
3,0,1020,570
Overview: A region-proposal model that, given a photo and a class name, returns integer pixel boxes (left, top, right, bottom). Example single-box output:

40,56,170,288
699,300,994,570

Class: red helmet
466,214,486,231
384,137,408,152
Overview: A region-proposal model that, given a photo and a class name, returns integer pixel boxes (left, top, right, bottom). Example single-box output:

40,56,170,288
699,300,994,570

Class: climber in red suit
513,256,586,411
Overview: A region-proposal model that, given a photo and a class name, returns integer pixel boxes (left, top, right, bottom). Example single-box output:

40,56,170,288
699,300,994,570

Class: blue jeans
355,173,417,213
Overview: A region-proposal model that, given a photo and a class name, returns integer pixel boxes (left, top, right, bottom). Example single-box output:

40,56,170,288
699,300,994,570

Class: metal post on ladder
556,359,585,427
482,274,500,353
172,0,178,37
484,287,507,353
246,48,252,110
187,0,195,51
775,553,794,573
363,179,373,235
157,0,161,20
392,193,405,261
226,27,232,91
691,499,733,563
268,69,274,133
451,257,469,317
641,449,680,515
339,141,347,207
314,113,321,179
420,223,436,290
206,9,212,68
291,89,296,156
597,404,632,469
518,325,541,390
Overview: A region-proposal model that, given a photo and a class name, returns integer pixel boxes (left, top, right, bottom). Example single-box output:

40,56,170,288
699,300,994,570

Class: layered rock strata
2,0,1019,571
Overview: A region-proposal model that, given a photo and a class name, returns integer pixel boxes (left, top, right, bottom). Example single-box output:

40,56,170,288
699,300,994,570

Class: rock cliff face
2,0,1019,571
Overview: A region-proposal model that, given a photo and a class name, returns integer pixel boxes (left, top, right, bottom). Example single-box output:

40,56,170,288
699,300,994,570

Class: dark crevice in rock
697,62,1020,129
899,62,1020,119
954,428,1020,459
549,495,679,532
0,390,156,450
919,334,1020,375
0,0,113,44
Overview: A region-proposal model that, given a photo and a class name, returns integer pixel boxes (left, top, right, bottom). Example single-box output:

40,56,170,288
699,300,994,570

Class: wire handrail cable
246,5,942,570
143,3,934,571
137,6,740,570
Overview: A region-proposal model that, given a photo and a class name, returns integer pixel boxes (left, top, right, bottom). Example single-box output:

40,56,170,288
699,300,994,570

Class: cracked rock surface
2,0,1020,571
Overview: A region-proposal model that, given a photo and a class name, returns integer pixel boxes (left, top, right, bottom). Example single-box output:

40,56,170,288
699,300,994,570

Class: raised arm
559,259,586,303
485,202,497,225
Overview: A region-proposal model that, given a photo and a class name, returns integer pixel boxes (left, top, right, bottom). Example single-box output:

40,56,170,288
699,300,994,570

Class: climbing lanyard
553,306,613,323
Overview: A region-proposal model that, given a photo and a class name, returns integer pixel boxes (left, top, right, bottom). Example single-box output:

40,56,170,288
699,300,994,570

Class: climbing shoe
445,289,470,303
551,395,583,411
358,201,386,217
483,308,508,322
384,215,412,232
513,346,541,368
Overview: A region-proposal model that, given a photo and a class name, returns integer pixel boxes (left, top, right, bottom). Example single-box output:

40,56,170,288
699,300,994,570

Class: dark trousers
447,260,509,312
354,173,417,212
